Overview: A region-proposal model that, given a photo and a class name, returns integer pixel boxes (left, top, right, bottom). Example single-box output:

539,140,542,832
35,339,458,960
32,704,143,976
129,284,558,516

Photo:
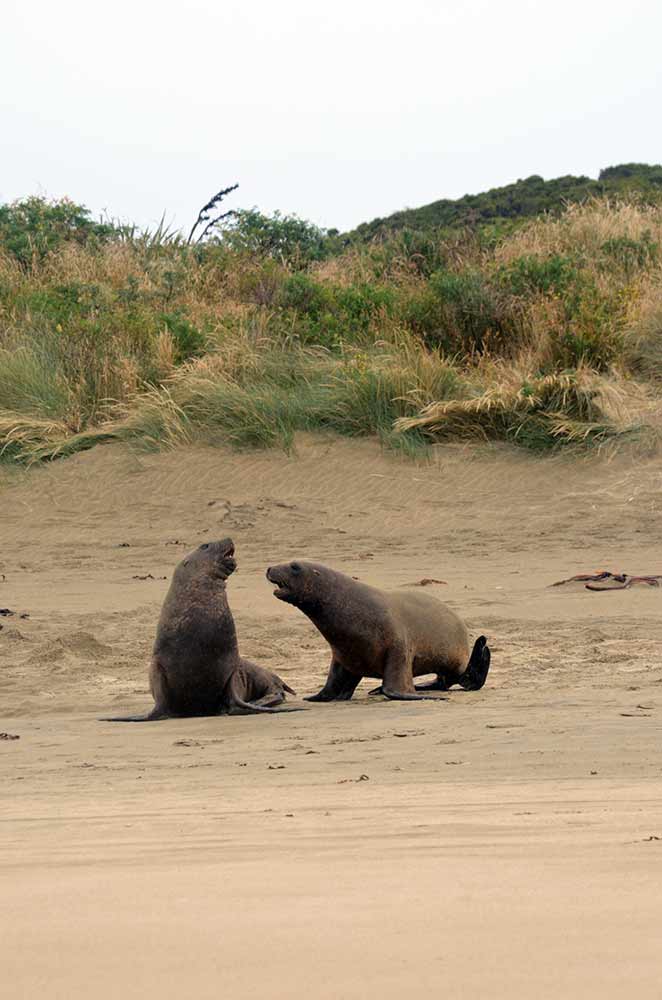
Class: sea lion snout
267,563,295,601
217,538,235,558
218,539,236,575
191,538,237,578
267,561,321,604
266,566,284,587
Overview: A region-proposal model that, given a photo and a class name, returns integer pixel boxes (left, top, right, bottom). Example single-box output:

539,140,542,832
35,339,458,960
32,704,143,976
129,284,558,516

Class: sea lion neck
291,594,325,620
295,587,351,644
175,569,229,591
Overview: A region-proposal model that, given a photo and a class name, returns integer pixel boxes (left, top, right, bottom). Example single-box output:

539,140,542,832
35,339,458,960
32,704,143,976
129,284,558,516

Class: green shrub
280,274,332,318
409,269,512,354
222,209,330,267
335,283,395,332
0,197,114,267
277,278,395,350
499,254,579,296
160,310,206,362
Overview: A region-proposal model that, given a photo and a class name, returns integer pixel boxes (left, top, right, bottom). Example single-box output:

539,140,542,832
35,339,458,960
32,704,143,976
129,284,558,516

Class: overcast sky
3,0,661,233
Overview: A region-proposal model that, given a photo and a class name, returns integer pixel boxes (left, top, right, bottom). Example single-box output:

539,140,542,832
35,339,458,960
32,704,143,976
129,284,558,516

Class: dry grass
623,279,662,377
396,366,640,450
494,200,662,263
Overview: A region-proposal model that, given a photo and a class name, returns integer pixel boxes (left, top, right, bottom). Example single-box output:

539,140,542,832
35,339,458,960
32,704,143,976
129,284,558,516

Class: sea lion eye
200,544,209,550
290,562,302,575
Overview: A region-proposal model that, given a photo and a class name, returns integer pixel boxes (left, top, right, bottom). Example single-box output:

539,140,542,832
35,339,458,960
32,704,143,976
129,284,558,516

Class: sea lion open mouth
220,541,236,572
266,567,289,599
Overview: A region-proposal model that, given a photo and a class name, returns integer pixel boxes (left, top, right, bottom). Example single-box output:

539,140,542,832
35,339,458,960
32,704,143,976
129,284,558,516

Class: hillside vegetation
1,173,662,464
350,163,662,241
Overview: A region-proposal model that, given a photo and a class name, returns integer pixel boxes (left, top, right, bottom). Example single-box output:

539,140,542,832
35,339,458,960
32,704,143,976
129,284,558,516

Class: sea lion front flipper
304,660,361,702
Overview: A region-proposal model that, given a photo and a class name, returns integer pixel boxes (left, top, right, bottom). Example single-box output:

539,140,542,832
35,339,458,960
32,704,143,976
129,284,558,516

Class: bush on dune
0,196,115,268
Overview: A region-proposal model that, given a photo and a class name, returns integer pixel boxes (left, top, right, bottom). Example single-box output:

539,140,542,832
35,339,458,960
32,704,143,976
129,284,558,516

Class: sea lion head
266,560,326,607
177,538,237,582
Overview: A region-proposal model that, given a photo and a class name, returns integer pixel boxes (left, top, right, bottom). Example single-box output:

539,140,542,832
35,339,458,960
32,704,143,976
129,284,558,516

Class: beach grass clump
395,367,634,451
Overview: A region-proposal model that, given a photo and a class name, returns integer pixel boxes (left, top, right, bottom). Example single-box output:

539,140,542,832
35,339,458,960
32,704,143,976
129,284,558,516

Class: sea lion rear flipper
227,672,304,713
98,705,171,722
369,681,448,695
381,688,448,701
458,636,491,691
228,696,305,714
414,675,453,692
248,692,287,708
270,674,297,696
381,648,449,701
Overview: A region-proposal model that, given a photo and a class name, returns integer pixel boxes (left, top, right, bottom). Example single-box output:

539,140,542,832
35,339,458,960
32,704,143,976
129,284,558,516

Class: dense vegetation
351,164,662,241
1,168,661,464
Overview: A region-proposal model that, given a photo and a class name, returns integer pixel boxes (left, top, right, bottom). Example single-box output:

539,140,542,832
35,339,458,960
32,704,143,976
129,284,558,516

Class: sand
1,436,661,998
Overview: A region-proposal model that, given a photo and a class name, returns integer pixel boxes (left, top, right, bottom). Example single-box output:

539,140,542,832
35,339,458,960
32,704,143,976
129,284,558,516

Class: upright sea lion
266,561,490,702
101,539,297,721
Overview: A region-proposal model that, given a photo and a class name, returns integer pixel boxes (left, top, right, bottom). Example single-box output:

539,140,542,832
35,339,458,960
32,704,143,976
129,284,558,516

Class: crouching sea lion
266,561,490,702
101,539,297,721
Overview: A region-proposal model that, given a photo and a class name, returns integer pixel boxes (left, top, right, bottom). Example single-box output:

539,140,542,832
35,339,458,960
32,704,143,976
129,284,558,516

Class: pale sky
3,0,661,233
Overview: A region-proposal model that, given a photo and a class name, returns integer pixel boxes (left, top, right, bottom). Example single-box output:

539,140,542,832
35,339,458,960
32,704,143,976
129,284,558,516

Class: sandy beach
2,436,661,998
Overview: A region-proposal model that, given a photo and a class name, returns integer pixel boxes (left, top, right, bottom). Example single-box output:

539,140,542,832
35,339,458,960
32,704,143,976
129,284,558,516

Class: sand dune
2,437,661,997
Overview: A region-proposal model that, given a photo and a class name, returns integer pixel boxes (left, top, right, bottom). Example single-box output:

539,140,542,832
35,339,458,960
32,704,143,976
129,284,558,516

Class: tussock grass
8,341,463,463
0,345,71,418
396,367,637,451
0,411,70,460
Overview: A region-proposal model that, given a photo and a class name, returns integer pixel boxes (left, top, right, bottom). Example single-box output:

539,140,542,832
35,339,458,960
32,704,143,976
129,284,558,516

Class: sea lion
266,561,490,702
101,539,297,721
